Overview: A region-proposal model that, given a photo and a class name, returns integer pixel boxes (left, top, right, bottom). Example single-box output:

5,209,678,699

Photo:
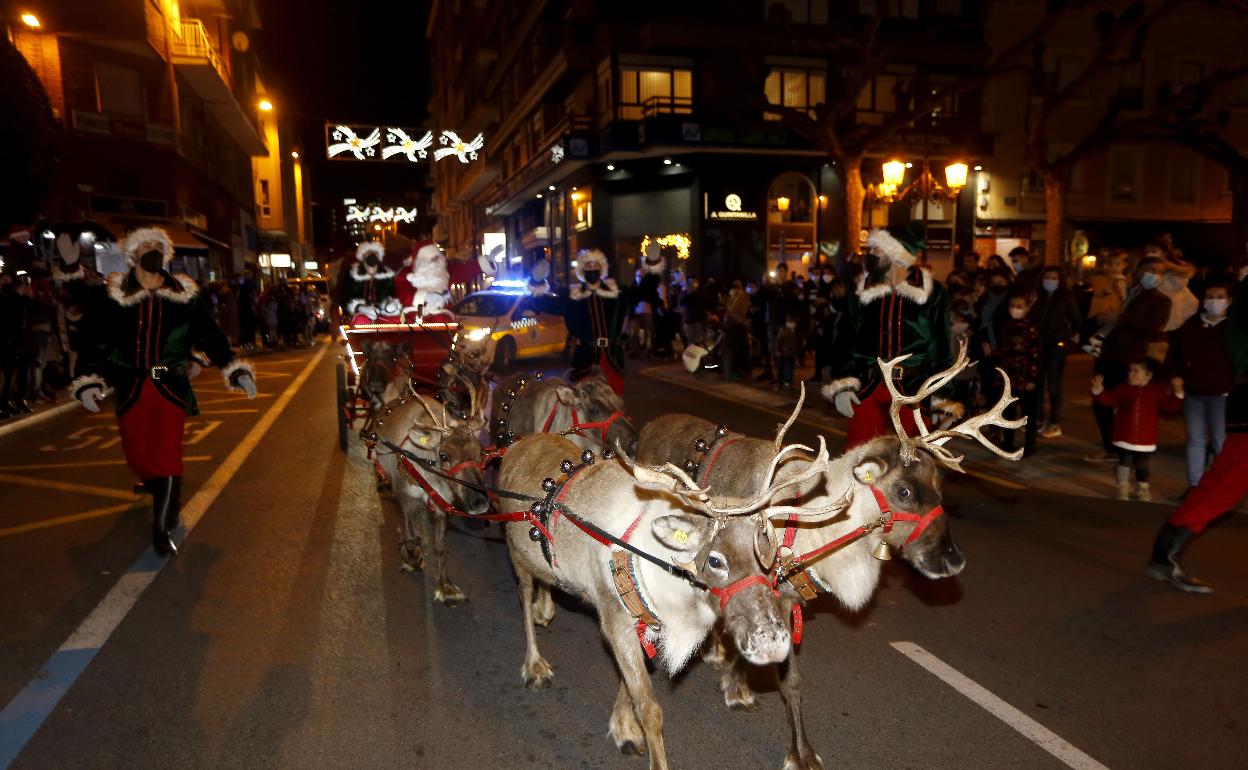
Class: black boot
146,477,180,557
1144,523,1212,594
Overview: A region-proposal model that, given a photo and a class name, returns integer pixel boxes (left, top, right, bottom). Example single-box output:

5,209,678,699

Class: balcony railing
617,96,693,121
172,20,229,85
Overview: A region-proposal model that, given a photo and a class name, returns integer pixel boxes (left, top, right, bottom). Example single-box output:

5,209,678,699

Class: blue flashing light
491,279,529,289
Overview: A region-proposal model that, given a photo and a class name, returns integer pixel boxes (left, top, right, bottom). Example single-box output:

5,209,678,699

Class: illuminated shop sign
704,193,758,221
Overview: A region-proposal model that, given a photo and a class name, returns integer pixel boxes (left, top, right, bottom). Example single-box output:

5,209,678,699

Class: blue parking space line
0,647,99,769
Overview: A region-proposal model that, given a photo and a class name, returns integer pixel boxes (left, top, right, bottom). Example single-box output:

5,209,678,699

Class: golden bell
871,541,893,561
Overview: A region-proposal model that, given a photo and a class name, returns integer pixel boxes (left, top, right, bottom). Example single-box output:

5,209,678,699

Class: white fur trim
866,228,915,268
409,246,449,293
120,226,173,266
350,262,396,282
893,267,933,305
155,273,199,303
570,277,619,300
52,265,85,284
355,240,386,263
346,298,365,315
856,273,892,305
221,359,255,392
108,271,198,306
527,280,550,297
71,374,109,397
1112,441,1157,453
821,377,861,400
575,249,609,283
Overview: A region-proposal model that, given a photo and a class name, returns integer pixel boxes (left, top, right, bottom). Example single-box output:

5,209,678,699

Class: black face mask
990,284,1007,295
139,249,164,273
864,252,889,276
365,254,380,269
583,270,602,285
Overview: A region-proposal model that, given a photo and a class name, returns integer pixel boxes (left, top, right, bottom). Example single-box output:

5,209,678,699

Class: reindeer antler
878,339,1025,472
773,382,806,453
413,393,454,435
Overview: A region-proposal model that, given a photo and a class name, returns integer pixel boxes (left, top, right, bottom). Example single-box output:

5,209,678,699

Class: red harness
540,400,629,445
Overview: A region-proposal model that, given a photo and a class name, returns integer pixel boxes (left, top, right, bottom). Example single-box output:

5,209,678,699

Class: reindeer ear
651,514,708,554
853,458,888,486
555,385,577,405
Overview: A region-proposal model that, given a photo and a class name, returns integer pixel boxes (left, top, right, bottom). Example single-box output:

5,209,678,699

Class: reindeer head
450,333,491,379
363,340,409,402
407,394,489,515
555,376,639,457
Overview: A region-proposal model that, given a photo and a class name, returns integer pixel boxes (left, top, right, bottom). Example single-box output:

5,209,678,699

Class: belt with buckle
596,337,609,348
148,364,186,381
150,365,169,380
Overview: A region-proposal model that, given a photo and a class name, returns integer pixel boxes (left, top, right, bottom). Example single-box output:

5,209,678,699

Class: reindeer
490,372,639,456
497,431,838,770
369,388,490,604
635,343,1024,770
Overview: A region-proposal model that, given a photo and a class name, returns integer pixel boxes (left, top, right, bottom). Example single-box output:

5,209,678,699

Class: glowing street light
944,161,969,192
19,12,40,28
291,151,300,159
882,160,907,188
258,99,274,112
776,196,790,212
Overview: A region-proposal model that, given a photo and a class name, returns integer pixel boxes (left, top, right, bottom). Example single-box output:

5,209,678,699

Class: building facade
5,0,306,280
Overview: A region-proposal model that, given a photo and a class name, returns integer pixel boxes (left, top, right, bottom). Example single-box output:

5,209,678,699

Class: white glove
358,305,379,321
236,373,257,400
79,387,105,413
834,390,860,419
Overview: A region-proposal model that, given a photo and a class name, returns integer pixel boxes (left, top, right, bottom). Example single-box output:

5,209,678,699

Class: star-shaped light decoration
551,145,565,163
434,131,485,164
382,128,435,162
327,125,381,160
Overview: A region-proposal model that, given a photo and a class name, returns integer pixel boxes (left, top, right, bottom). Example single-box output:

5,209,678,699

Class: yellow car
453,283,567,369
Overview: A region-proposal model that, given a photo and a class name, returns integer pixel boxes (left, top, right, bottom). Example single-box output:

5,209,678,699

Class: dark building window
764,0,829,24
96,63,144,119
260,179,271,218
1115,62,1145,111
764,68,826,120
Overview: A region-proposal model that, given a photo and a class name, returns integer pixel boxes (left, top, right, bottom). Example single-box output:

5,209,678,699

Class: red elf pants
1168,433,1248,534
846,384,924,449
117,380,186,481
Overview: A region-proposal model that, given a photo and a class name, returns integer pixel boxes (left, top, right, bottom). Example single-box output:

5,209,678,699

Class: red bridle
541,400,630,445
708,574,778,611
868,486,946,544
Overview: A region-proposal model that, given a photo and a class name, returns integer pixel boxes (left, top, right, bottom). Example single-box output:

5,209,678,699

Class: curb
0,400,81,442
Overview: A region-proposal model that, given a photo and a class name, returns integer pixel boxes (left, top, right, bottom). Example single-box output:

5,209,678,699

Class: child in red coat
1092,360,1185,501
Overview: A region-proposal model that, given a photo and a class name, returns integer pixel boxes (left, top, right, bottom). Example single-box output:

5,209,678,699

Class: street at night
5,1,1248,768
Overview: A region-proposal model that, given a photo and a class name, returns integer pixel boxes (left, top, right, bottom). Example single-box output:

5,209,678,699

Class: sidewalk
639,352,1246,512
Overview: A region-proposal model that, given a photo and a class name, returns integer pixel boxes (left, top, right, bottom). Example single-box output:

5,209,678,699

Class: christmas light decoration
640,233,692,261
434,131,484,163
346,205,418,224
328,125,381,160
382,127,434,162
551,145,565,163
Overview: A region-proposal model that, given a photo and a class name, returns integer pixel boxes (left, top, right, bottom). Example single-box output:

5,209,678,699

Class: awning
90,216,211,252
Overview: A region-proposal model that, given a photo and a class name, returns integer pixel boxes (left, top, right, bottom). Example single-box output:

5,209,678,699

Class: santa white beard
408,256,449,294
412,289,448,313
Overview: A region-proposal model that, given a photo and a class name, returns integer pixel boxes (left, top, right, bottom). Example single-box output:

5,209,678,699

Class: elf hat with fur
121,227,173,268
356,240,386,264
866,224,925,268
575,249,609,283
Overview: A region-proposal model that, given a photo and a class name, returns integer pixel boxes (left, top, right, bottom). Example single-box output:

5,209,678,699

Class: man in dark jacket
1145,270,1248,593
1089,257,1172,461
1030,266,1082,437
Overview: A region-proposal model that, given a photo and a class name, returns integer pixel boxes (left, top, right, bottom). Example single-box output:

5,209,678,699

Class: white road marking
891,642,1110,770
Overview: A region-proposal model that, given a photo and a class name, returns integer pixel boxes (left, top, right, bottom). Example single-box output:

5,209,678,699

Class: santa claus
398,240,453,322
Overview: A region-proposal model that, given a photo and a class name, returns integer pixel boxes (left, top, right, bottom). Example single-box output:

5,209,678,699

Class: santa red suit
72,227,256,557
397,240,454,323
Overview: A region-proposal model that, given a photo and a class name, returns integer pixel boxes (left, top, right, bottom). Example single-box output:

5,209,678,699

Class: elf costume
342,241,400,324
71,227,256,557
821,225,955,447
565,248,626,393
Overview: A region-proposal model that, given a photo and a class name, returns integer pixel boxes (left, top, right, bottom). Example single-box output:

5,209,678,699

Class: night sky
257,0,432,211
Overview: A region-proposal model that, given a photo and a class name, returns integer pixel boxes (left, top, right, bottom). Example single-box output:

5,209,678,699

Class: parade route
0,349,1243,769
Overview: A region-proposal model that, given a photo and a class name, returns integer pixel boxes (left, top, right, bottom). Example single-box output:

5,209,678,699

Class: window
1044,53,1089,98
764,68,826,120
616,66,692,120
1107,148,1143,205
856,69,957,124
879,0,920,17
96,63,144,119
260,179,271,218
1168,150,1200,205
764,0,829,23
1114,62,1145,111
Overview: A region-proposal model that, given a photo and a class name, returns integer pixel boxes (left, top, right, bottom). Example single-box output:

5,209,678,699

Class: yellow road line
0,473,141,501
638,367,1026,491
195,394,273,405
196,409,260,415
0,501,142,538
2,456,211,472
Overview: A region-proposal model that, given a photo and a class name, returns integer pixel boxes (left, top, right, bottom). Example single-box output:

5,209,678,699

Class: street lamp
258,99,274,112
882,160,907,189
19,12,40,28
944,162,969,191
776,196,790,212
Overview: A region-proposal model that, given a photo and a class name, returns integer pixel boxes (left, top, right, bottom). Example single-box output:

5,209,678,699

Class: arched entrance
766,171,817,273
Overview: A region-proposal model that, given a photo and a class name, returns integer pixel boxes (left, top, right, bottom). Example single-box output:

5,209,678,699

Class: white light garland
346,205,418,224
328,125,381,160
381,127,434,161
434,130,485,163
551,145,565,163
327,124,485,164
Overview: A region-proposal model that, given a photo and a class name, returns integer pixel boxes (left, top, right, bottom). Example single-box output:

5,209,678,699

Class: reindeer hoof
435,585,467,605
700,644,729,672
399,544,424,572
522,659,554,690
617,739,646,756
724,684,760,712
533,604,556,627
783,751,824,770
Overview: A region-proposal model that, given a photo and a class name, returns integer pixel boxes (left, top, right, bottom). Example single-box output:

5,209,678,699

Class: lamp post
866,158,969,256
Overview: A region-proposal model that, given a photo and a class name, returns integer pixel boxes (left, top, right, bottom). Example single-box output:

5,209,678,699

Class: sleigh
335,316,458,451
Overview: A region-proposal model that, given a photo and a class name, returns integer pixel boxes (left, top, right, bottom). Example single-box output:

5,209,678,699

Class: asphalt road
1,343,1245,769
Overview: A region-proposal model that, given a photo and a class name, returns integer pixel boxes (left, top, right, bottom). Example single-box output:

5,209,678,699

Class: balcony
171,20,267,157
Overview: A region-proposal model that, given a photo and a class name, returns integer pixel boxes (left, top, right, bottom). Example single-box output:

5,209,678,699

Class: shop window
96,63,145,119
1108,148,1143,205
764,0,829,23
616,65,693,120
1168,150,1200,205
764,68,826,120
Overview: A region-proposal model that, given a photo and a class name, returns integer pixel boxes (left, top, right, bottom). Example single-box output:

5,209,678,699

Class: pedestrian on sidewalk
1092,359,1185,502
1031,266,1082,438
1087,257,1172,462
997,291,1041,455
774,313,803,390
1165,281,1234,491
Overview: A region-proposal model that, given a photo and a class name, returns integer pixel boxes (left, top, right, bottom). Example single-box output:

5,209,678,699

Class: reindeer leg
431,506,466,605
397,496,424,573
608,679,646,756
532,583,556,627
515,568,553,689
721,651,760,712
777,649,823,770
699,622,729,671
602,612,669,770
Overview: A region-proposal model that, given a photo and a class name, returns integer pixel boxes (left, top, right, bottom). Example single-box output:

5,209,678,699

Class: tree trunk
843,155,866,255
1041,170,1068,266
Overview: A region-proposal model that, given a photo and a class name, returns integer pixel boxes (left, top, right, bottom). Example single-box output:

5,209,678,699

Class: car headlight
463,327,491,342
